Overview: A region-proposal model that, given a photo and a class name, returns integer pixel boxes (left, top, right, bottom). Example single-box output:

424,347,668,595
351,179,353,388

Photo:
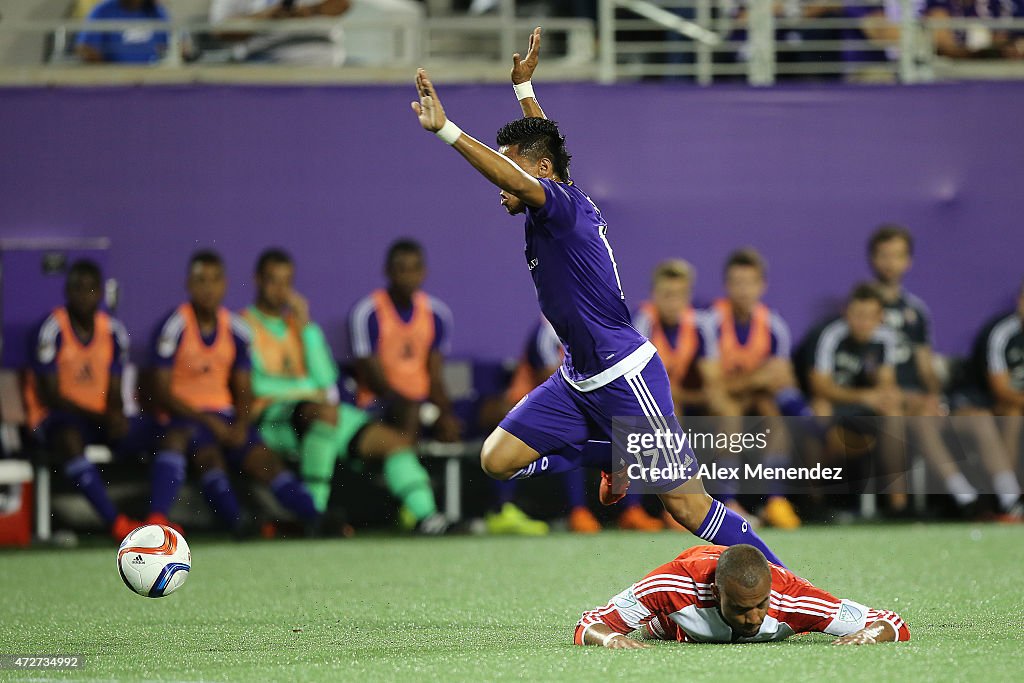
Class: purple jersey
524,178,652,391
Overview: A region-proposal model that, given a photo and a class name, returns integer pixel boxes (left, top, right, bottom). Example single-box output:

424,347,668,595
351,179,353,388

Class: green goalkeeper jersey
243,306,339,406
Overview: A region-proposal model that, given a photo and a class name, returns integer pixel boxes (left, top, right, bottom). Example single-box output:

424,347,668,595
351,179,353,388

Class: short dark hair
256,247,293,275
849,281,885,307
724,247,767,278
868,224,914,257
188,249,224,273
715,545,770,590
66,259,102,284
386,238,424,268
496,117,572,181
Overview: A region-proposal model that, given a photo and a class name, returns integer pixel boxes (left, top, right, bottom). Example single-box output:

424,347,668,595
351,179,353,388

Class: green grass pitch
2,524,1022,682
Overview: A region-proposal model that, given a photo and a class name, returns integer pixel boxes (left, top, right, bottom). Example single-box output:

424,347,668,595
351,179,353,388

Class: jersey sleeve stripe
38,314,60,343
229,314,253,342
349,295,376,358
814,320,847,374
428,295,454,355
634,586,701,601
634,576,714,596
770,591,839,609
769,311,792,358
988,316,1020,374
634,579,712,596
156,312,185,359
632,309,652,338
537,321,563,368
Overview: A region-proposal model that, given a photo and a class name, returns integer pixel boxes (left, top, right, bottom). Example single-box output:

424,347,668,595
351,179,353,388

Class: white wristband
434,120,463,145
513,80,536,101
599,631,621,647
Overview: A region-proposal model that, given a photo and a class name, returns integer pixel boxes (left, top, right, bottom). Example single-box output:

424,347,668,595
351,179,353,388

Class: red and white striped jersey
575,545,910,644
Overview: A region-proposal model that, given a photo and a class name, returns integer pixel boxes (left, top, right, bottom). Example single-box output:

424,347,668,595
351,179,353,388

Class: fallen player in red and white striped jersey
575,544,910,648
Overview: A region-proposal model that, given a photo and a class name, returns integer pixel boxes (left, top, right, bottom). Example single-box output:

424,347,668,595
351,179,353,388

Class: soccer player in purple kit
410,27,785,566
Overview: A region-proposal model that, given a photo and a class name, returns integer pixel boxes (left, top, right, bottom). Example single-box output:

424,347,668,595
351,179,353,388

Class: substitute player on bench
575,544,909,648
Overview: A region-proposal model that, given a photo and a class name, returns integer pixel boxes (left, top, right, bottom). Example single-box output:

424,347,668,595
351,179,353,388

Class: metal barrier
597,0,1024,84
0,14,596,84
1,5,1024,84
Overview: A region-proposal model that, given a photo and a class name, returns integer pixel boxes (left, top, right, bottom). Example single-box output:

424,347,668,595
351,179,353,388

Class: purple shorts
499,353,698,490
37,412,157,458
164,412,261,468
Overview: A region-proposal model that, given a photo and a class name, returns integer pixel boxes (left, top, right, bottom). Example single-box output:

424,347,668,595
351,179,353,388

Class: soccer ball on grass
117,524,190,598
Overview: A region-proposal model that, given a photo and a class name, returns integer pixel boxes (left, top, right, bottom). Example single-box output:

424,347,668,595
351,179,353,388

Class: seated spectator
700,249,808,529
840,0,923,79
803,282,908,514
349,238,462,443
729,1,848,79
24,260,146,540
924,0,1024,59
968,280,1024,479
147,250,320,536
76,0,170,64
209,0,423,66
633,259,719,416
869,224,1021,520
209,0,350,65
243,248,450,534
632,259,723,530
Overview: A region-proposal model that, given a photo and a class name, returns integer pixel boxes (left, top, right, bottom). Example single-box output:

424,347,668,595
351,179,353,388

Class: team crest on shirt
613,590,638,610
838,603,863,623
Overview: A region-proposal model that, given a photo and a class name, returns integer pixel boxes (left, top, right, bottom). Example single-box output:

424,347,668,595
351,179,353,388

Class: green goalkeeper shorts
257,401,371,461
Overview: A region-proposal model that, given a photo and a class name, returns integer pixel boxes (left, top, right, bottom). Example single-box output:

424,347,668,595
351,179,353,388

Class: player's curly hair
496,117,572,181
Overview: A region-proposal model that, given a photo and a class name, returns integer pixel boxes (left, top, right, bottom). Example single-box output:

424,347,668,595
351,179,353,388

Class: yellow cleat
485,503,550,536
762,496,802,530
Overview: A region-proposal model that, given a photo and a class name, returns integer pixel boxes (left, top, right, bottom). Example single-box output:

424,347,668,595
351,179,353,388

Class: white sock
944,473,978,506
992,471,1022,511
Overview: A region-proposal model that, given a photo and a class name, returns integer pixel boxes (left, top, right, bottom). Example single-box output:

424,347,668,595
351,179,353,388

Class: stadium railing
0,14,596,84
599,0,1024,84
2,1,1024,84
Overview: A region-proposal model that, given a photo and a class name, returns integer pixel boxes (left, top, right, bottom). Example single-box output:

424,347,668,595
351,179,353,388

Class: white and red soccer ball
117,524,191,598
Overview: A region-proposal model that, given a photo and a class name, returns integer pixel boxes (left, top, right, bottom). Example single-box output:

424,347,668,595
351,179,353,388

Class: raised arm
411,68,546,208
511,27,547,120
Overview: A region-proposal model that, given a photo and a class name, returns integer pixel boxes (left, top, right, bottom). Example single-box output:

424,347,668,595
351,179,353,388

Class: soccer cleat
110,514,143,541
485,503,549,536
618,505,665,532
415,512,453,536
599,471,629,506
568,506,602,534
397,506,418,532
994,500,1023,524
761,496,802,530
145,512,185,536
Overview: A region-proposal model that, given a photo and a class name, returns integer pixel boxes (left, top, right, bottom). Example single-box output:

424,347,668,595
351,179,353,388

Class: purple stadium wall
1,82,1021,362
